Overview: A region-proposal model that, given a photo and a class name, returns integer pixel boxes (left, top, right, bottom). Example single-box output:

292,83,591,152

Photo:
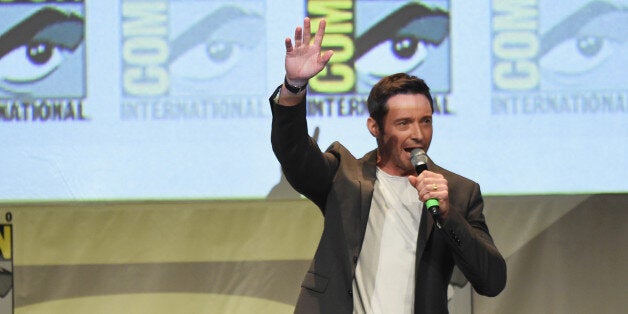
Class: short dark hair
367,73,434,129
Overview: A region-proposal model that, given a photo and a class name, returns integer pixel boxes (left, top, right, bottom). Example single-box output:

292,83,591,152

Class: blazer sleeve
439,181,507,297
269,87,339,210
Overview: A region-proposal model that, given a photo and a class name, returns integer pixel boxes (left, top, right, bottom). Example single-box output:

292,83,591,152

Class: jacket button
348,290,353,296
353,256,358,263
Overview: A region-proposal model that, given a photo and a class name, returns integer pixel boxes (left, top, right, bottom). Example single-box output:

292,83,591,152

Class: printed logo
120,0,267,120
306,0,453,117
491,0,628,114
0,217,13,314
0,0,87,122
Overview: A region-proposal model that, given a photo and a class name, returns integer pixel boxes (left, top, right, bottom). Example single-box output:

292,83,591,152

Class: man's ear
367,117,379,137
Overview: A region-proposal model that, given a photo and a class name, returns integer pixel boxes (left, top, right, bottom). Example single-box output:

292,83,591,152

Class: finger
285,38,293,52
319,50,334,65
303,17,312,45
408,175,418,187
312,18,326,46
294,26,303,47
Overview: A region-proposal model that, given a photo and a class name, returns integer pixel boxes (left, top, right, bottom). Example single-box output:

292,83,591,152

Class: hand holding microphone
409,148,449,226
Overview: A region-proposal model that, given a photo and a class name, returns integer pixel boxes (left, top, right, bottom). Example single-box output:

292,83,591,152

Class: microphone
410,148,441,223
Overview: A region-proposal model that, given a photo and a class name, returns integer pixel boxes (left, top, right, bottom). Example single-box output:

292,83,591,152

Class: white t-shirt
352,168,422,314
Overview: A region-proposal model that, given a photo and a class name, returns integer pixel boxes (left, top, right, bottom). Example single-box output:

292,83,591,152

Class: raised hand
284,17,334,87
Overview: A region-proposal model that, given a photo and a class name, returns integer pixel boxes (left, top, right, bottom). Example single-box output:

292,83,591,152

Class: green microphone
410,148,441,222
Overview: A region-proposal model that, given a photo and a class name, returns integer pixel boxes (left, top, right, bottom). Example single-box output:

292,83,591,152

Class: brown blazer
270,87,506,314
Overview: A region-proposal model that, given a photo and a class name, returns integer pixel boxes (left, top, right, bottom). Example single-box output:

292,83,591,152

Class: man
270,18,506,314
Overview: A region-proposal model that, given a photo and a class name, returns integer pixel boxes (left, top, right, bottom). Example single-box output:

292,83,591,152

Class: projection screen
0,0,626,201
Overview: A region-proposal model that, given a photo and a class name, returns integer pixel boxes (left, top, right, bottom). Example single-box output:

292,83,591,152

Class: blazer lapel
415,158,439,287
416,204,433,258
358,149,377,236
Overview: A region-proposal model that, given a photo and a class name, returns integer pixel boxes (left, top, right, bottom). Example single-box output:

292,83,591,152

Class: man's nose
410,122,423,141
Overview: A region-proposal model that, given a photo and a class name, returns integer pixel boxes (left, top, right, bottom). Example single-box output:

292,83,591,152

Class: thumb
408,175,418,187
320,50,334,65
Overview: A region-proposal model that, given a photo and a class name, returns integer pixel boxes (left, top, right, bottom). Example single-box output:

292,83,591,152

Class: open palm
284,17,334,85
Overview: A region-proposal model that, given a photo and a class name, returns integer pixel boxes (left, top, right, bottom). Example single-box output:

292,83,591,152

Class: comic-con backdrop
0,1,627,314
0,0,626,201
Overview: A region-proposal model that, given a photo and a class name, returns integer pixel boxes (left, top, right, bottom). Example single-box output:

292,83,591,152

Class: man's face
367,93,433,176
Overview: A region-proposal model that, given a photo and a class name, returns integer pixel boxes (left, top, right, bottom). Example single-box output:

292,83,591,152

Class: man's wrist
274,84,304,107
284,76,308,94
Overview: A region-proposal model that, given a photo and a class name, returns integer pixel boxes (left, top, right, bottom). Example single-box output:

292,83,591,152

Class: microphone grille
410,148,428,166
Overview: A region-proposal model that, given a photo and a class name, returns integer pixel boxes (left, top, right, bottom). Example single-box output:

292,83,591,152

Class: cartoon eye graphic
540,35,618,74
0,43,65,83
169,6,263,80
0,7,84,87
355,3,449,78
392,36,423,59
539,1,628,75
356,36,429,77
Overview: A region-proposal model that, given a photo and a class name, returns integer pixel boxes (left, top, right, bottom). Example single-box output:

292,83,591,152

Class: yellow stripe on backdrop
7,199,322,265
3,194,628,314
3,199,322,311
16,293,294,314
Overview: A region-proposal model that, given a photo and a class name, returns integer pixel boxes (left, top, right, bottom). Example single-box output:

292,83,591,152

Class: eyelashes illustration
168,6,264,81
355,2,449,78
539,0,628,75
0,6,84,92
